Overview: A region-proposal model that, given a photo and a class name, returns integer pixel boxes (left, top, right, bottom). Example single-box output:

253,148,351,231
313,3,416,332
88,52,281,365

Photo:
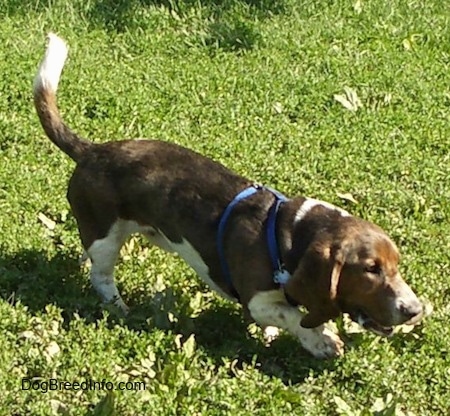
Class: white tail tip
34,33,69,93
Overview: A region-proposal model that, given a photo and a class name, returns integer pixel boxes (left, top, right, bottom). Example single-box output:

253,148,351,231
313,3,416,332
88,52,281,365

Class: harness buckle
273,268,291,285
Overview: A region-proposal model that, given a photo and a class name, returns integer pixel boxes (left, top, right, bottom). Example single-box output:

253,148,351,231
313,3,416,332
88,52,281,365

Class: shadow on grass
0,247,337,383
0,249,101,322
113,282,336,383
86,0,286,30
4,0,285,17
191,303,340,384
85,0,284,52
5,0,285,53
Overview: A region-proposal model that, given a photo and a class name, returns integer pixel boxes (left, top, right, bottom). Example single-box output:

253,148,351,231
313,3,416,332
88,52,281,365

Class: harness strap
217,185,291,301
265,189,290,285
217,185,261,299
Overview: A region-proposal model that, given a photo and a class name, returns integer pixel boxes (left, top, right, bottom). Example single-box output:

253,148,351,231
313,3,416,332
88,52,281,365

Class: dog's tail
33,33,92,162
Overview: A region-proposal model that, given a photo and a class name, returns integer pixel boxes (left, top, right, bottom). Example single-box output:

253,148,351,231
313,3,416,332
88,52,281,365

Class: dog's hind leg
86,220,137,315
68,172,136,315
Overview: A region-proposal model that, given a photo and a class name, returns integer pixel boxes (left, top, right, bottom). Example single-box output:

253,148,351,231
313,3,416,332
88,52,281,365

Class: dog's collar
217,184,291,301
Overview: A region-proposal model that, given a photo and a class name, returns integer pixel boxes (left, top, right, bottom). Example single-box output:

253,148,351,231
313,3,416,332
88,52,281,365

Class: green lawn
0,0,449,414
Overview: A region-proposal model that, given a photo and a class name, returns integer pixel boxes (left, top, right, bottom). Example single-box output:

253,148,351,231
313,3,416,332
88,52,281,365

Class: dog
33,34,423,359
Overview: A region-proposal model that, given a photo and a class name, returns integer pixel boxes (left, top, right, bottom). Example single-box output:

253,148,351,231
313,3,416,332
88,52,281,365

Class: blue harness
216,185,292,300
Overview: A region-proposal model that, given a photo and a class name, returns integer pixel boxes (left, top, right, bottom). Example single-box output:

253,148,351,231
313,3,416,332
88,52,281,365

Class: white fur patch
87,220,134,314
295,198,350,223
34,33,68,93
87,219,235,310
150,232,235,301
248,290,344,358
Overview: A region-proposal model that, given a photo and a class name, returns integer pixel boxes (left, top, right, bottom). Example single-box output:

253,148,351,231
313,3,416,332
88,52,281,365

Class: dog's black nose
400,300,423,321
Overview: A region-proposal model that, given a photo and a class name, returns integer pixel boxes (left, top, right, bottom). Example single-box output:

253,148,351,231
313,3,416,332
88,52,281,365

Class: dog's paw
263,326,280,345
114,298,130,316
299,326,344,359
103,296,129,317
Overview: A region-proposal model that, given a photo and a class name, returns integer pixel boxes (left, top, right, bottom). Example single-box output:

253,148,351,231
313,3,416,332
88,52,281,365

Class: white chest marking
295,198,350,223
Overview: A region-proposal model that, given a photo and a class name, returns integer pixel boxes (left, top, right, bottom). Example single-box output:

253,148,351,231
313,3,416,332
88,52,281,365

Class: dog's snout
399,299,423,321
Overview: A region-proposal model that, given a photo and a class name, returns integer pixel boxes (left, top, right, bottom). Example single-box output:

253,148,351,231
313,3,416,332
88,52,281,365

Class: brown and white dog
33,34,423,358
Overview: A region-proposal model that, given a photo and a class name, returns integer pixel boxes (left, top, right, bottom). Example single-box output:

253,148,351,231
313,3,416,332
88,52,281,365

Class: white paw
299,326,344,359
263,326,280,345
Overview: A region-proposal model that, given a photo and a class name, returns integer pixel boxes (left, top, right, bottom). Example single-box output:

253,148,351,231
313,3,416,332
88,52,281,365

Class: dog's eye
365,263,381,275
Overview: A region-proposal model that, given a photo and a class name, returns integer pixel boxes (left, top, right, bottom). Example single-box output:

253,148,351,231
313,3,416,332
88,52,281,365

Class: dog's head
288,216,423,335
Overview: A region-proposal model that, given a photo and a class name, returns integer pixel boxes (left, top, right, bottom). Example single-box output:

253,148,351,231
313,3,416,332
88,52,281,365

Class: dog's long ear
287,244,346,328
329,249,345,301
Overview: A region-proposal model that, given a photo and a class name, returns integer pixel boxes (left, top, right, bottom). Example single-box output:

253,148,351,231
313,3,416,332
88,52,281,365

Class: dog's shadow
0,249,95,320
0,248,337,384
182,304,341,383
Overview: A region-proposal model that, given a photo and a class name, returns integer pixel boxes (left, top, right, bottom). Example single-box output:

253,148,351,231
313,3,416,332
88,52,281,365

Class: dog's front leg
248,290,344,359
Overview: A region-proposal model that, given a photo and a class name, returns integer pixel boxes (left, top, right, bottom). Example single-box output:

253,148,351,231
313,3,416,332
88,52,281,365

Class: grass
0,0,449,414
